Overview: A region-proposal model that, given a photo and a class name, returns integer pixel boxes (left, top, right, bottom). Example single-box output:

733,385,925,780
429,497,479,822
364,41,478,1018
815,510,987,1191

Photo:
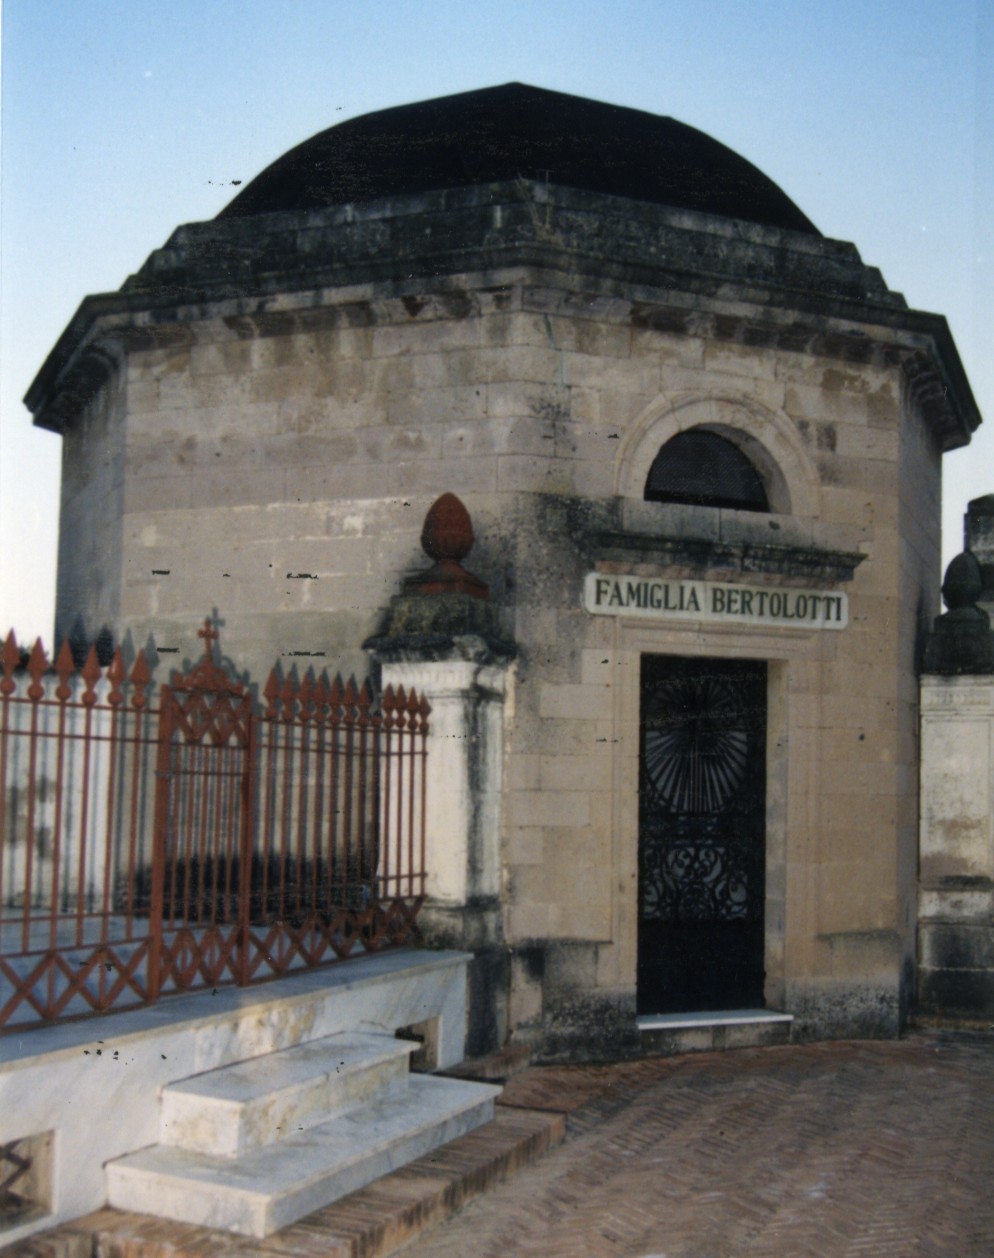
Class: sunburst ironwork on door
640,665,763,925
642,675,749,815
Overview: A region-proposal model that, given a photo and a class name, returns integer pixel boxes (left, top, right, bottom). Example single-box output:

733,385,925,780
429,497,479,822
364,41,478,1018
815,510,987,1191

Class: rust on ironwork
26,641,48,701
0,622,431,1033
0,631,19,696
129,650,150,709
107,649,126,707
54,639,74,702
80,645,101,706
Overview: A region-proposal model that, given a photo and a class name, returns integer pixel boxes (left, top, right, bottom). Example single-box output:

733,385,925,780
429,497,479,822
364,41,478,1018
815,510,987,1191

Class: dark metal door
637,655,767,1013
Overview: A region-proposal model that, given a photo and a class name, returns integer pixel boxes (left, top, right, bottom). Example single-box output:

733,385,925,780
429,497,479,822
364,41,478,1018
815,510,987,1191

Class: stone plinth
367,563,515,1057
918,676,994,1018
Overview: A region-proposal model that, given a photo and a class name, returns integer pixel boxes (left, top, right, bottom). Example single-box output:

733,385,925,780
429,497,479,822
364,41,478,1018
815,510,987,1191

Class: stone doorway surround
607,617,804,1022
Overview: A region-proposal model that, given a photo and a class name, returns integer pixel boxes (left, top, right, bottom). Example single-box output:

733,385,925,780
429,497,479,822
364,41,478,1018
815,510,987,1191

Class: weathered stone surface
918,967,994,1019
365,593,513,662
787,979,904,1041
28,182,977,451
21,87,985,1067
918,676,994,1019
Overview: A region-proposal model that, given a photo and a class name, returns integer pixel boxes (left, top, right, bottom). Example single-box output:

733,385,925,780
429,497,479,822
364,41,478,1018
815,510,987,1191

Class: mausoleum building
26,84,983,1059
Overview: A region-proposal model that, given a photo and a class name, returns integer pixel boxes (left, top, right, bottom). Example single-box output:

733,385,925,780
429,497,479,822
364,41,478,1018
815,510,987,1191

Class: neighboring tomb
918,503,994,1022
25,85,982,1056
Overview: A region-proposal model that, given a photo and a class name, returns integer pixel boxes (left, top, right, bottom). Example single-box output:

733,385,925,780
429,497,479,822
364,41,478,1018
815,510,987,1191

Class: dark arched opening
644,429,769,513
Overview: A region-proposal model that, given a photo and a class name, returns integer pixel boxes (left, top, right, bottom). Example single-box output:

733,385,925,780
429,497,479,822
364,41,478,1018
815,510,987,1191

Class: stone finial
405,493,489,600
923,550,994,675
422,492,474,563
365,492,514,665
941,551,983,612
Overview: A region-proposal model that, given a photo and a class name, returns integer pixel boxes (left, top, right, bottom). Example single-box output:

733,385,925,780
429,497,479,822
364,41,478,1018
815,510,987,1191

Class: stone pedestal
377,651,508,910
366,567,516,1056
918,676,994,1018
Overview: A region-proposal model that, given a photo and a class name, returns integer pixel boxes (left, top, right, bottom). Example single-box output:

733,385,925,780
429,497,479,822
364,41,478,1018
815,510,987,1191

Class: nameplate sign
583,573,847,629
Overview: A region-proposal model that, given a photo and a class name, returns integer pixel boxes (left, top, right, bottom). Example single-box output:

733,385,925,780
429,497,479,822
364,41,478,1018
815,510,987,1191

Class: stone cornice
589,531,867,583
25,182,980,450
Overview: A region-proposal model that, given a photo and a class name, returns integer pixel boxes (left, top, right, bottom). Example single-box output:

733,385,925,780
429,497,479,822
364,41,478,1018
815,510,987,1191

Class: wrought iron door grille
642,676,750,814
638,655,767,1012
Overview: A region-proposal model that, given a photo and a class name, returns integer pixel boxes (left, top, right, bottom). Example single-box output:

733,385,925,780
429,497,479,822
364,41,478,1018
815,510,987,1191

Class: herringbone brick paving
12,1107,565,1258
15,1032,994,1257
400,1032,994,1258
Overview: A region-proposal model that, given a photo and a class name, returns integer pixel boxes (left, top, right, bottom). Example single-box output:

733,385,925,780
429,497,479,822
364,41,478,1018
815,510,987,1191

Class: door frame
605,619,801,1018
636,653,768,1013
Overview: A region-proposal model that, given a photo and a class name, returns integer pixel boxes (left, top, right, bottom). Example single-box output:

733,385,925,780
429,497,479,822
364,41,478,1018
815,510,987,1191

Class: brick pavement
15,1031,994,1257
10,1108,565,1258
401,1031,994,1258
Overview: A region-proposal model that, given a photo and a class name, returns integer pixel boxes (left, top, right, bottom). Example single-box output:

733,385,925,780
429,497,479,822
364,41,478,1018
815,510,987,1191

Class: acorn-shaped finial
422,492,474,563
406,493,489,600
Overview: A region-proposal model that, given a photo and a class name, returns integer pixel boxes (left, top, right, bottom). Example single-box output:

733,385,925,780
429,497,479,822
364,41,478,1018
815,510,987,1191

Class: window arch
644,428,769,513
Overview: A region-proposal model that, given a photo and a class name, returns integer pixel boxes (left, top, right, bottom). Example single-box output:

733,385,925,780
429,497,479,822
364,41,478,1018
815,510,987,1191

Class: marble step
638,1008,794,1055
107,1073,501,1239
161,1032,415,1157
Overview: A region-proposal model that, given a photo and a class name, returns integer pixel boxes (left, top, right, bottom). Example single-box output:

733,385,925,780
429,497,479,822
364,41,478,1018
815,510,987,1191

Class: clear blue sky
1,0,991,643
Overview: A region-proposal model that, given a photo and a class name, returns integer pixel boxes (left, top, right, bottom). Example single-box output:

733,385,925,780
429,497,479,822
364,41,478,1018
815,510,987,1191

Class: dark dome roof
218,83,819,235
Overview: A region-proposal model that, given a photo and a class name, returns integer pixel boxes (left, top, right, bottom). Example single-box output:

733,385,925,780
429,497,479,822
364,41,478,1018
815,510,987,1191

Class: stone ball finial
421,492,474,563
923,549,994,675
941,551,983,613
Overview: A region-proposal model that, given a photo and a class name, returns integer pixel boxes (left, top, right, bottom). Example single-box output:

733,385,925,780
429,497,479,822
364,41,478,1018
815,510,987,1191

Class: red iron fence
0,621,429,1031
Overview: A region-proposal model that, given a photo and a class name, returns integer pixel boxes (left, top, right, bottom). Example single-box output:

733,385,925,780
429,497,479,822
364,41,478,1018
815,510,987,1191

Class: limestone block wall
918,676,994,1017
757,372,941,1038
895,389,944,983
71,286,638,678
54,360,127,648
48,269,948,1053
468,302,934,1049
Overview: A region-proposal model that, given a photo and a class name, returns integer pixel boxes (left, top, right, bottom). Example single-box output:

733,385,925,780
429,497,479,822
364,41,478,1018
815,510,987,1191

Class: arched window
644,429,769,513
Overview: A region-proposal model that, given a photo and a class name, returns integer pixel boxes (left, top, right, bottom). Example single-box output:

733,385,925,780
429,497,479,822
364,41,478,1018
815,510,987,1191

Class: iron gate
638,654,767,1013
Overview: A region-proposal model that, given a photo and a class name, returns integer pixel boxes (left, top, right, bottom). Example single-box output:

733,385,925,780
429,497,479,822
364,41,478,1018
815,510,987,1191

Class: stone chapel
25,84,983,1059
